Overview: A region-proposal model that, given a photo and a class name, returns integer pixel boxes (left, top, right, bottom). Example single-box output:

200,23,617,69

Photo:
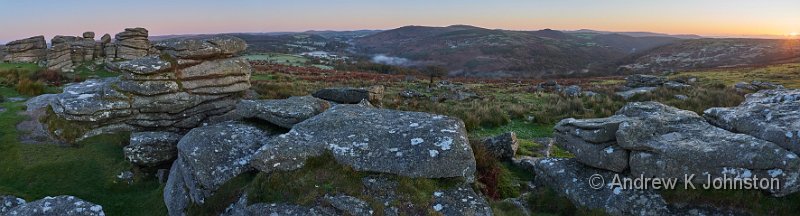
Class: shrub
34,69,66,86
16,78,46,96
0,69,23,86
471,140,521,200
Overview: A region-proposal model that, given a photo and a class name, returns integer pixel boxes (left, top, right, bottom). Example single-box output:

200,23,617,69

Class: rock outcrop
536,80,562,92
554,116,629,172
312,86,384,105
615,87,656,99
2,195,105,216
114,28,152,60
323,194,373,216
250,104,477,181
46,39,75,72
0,196,26,214
480,132,519,160
705,89,800,155
165,122,276,215
44,35,98,72
555,101,800,197
124,132,183,166
625,74,665,88
2,36,47,63
525,158,670,216
236,96,331,128
431,185,493,216
43,35,251,142
734,81,785,93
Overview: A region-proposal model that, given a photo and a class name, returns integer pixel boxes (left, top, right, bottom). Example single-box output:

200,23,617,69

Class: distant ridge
567,29,704,39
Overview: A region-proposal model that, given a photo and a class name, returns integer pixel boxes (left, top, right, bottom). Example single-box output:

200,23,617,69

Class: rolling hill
353,25,684,78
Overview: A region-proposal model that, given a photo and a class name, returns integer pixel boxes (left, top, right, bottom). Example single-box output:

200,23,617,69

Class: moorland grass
675,63,800,89
0,87,166,216
189,152,463,215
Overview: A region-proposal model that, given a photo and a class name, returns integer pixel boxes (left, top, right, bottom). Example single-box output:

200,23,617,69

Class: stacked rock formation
2,36,47,63
46,34,97,71
554,101,800,197
4,27,156,72
113,27,153,60
44,35,251,141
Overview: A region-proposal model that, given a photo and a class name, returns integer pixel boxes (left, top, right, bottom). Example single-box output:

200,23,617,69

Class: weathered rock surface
664,81,691,89
83,32,95,39
0,196,26,214
164,122,274,216
615,87,656,99
155,36,247,60
616,102,800,197
554,101,800,197
431,185,493,216
124,132,183,166
3,36,47,63
251,104,477,181
536,80,562,92
562,85,582,97
44,35,99,72
554,116,629,172
323,194,373,216
3,195,105,216
625,74,665,88
115,28,151,60
704,89,800,155
221,195,328,216
45,36,251,142
399,89,424,98
528,158,670,216
17,94,60,144
236,96,330,128
312,86,384,105
480,132,519,160
734,81,784,93
46,42,74,72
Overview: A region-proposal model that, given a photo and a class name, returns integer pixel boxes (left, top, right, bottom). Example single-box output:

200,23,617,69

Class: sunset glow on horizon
1,0,798,42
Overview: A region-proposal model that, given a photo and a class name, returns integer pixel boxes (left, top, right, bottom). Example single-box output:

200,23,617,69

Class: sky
1,0,799,42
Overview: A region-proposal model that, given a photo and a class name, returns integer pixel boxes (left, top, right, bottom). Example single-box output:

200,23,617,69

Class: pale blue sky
1,0,798,42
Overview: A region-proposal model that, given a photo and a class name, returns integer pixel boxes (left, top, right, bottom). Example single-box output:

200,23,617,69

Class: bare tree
421,65,448,87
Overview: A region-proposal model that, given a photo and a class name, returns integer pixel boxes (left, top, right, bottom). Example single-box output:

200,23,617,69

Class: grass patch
0,63,41,86
75,64,117,79
0,90,166,215
188,152,463,215
40,106,92,144
674,63,800,89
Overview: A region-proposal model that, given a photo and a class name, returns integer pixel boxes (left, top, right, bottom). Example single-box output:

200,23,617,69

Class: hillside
353,25,685,78
620,38,800,73
349,25,800,78
142,26,800,78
